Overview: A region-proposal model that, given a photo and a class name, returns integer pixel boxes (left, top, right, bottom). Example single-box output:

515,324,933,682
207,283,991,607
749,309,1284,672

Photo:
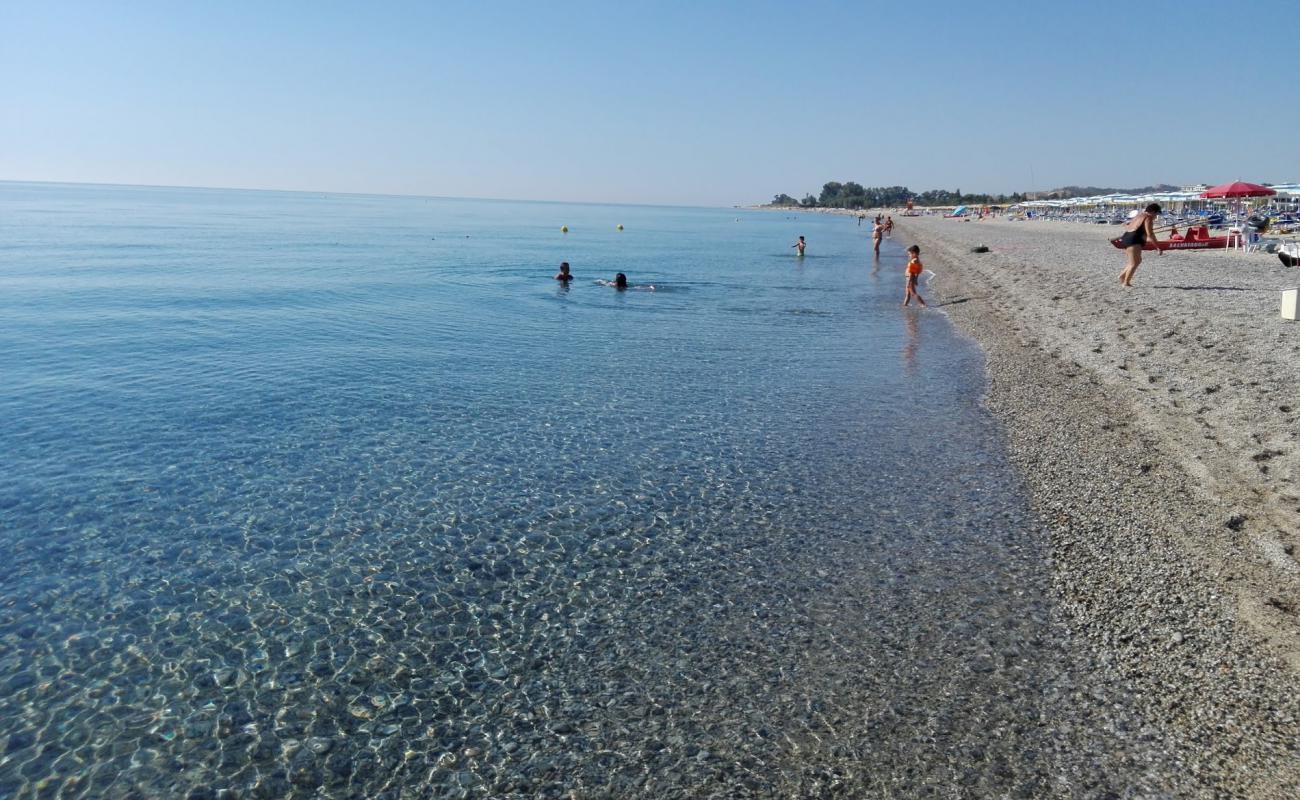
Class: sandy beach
892,214,1300,797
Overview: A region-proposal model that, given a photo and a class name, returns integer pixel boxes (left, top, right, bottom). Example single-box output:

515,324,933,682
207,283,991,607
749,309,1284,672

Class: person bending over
1118,203,1162,287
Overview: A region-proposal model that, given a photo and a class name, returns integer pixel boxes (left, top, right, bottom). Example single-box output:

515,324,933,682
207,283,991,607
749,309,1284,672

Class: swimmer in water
555,261,573,282
596,272,655,291
793,236,806,256
872,219,884,255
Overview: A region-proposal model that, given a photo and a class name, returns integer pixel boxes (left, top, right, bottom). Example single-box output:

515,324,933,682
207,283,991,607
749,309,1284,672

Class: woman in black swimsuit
1118,203,1162,287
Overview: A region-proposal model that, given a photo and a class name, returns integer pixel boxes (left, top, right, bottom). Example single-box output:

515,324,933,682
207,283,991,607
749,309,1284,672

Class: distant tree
769,181,1042,209
819,182,844,205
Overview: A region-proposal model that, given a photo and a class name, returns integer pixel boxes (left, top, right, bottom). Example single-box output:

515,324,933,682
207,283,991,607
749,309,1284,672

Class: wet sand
894,214,1300,798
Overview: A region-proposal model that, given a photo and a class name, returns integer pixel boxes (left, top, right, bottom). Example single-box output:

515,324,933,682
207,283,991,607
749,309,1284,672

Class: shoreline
894,215,1300,796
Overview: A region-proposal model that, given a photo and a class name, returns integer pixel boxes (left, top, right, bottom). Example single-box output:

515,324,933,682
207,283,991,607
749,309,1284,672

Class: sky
3,0,1297,206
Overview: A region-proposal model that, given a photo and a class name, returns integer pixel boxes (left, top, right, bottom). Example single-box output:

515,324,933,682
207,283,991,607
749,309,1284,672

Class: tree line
769,182,1027,209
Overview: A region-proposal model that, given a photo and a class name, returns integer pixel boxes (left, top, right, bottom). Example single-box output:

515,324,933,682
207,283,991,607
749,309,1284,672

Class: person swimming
595,272,630,290
555,261,573,282
596,272,654,291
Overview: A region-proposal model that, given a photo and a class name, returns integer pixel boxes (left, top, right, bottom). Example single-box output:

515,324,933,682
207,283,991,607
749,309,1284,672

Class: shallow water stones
211,665,252,692
305,736,334,755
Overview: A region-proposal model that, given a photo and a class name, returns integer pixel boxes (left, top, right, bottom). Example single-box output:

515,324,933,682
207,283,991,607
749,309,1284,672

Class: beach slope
897,215,1300,797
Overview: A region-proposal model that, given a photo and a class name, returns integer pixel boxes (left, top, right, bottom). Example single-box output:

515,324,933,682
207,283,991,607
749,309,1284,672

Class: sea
0,182,1057,798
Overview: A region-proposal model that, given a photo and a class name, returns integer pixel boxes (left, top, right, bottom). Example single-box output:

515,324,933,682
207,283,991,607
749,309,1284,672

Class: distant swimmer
903,244,927,308
793,236,806,257
555,261,573,282
872,220,884,255
596,272,655,291
595,272,629,290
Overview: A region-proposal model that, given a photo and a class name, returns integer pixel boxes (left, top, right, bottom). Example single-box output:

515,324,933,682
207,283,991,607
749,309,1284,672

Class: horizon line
0,178,738,212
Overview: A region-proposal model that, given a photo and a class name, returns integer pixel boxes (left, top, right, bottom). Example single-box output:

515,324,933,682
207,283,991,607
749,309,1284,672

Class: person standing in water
792,236,806,257
871,219,884,255
555,262,573,282
884,216,894,238
903,245,927,308
1118,203,1162,287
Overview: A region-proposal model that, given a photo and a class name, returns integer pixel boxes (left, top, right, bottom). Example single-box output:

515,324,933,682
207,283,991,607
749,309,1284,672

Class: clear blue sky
3,0,1296,206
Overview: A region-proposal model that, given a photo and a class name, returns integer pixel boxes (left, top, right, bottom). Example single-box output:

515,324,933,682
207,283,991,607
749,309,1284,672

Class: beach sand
892,214,1300,797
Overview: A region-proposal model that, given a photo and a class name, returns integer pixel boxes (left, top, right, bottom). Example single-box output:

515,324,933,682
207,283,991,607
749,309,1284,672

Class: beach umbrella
1199,183,1276,249
1199,181,1276,198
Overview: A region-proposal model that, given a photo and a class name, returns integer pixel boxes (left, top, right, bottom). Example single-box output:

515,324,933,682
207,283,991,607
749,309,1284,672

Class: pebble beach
894,214,1300,797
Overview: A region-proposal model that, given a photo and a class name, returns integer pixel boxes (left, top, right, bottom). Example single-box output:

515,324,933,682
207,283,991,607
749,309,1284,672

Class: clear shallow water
1,183,1052,798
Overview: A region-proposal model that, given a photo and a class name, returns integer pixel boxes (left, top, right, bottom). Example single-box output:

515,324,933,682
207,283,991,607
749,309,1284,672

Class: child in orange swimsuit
903,245,927,308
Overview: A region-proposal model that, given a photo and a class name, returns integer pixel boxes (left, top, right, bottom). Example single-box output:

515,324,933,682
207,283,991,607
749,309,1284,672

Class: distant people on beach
872,220,884,255
555,261,573,282
793,236,806,256
903,245,927,308
1118,203,1162,287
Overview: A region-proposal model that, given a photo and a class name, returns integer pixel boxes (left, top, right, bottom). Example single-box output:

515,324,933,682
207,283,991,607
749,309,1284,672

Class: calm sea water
0,182,1054,797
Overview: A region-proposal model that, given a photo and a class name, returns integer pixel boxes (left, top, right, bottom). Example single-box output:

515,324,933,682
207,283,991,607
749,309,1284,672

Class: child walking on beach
903,245,927,308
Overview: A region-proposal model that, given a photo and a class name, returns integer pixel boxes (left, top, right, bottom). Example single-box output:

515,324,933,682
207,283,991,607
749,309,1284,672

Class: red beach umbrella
1199,181,1277,198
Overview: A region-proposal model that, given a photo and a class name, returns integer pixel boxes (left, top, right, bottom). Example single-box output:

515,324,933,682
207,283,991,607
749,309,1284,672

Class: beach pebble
306,736,334,755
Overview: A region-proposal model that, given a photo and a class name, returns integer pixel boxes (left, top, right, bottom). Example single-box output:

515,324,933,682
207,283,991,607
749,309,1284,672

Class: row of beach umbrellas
1017,181,1294,209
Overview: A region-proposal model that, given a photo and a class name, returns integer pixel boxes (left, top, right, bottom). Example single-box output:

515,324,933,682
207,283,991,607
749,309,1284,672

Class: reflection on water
0,183,1053,797
903,309,921,373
